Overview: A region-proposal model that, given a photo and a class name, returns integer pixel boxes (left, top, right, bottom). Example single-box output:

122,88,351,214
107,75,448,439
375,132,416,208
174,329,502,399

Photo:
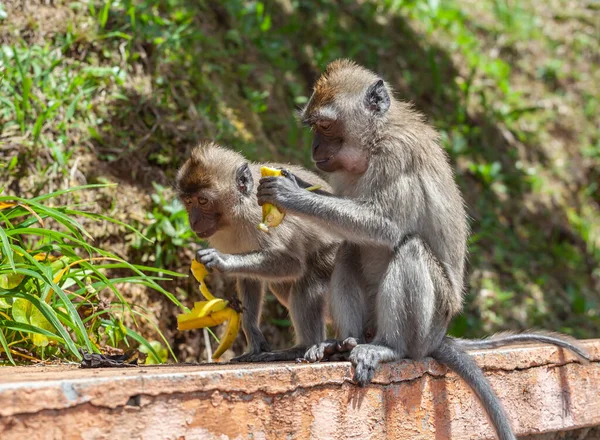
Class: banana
194,298,229,317
178,260,243,360
177,308,232,330
257,167,285,233
257,167,322,232
211,308,241,360
191,259,215,300
180,298,228,321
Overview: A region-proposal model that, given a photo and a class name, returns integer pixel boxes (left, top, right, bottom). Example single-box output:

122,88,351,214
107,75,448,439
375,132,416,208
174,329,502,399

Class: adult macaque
257,59,589,440
176,142,338,361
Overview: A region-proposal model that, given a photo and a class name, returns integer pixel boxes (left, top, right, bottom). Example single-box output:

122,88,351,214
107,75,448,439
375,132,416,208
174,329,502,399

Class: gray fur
452,330,590,362
257,60,589,440
177,143,338,362
433,338,516,440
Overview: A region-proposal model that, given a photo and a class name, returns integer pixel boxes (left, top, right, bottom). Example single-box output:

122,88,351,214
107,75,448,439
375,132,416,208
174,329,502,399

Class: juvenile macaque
257,59,589,440
176,142,338,361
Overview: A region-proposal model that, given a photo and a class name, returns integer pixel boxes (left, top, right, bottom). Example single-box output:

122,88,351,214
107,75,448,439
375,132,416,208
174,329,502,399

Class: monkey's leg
231,278,271,362
305,242,367,362
350,236,449,385
239,274,329,362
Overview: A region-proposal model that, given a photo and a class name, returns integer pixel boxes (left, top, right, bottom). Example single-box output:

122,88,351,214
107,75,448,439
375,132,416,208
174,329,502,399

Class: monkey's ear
236,163,254,195
365,79,390,115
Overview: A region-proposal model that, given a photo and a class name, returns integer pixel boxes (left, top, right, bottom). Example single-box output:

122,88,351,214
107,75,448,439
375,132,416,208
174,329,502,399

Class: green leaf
0,253,24,289
0,225,15,271
12,298,56,347
0,319,65,343
0,328,15,365
29,184,116,203
1,277,82,359
99,0,112,28
139,340,168,364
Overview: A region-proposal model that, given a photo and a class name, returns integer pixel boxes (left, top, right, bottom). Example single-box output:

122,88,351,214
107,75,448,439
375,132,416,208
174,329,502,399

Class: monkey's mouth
195,225,218,239
315,156,333,164
314,154,339,172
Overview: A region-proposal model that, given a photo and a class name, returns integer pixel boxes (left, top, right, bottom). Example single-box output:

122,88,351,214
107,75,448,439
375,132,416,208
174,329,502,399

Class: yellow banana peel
190,259,215,300
178,260,243,360
211,309,241,360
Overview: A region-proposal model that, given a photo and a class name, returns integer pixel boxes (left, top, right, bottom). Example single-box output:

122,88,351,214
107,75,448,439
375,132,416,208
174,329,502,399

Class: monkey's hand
304,337,359,362
348,343,399,386
257,170,306,211
196,248,233,272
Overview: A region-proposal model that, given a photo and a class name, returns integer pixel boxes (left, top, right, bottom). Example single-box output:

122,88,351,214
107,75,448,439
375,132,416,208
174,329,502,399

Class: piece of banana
257,167,322,233
258,167,285,233
177,260,243,360
211,308,241,360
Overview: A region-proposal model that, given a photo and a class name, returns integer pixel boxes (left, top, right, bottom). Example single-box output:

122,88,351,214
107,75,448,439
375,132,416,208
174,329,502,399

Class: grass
0,0,598,362
0,185,185,364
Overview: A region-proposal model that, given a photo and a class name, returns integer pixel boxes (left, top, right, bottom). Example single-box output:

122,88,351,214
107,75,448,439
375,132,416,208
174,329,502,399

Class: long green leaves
0,185,185,365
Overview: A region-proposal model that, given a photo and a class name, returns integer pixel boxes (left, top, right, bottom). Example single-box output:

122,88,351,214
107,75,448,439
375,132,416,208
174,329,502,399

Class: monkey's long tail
432,337,517,440
450,330,590,362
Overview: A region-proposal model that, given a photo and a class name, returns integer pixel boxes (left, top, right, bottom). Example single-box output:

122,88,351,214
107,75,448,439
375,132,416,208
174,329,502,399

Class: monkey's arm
196,248,303,280
257,176,404,249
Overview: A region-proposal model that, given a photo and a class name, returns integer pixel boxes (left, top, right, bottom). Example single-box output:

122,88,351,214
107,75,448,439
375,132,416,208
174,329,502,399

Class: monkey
256,59,590,440
175,141,339,362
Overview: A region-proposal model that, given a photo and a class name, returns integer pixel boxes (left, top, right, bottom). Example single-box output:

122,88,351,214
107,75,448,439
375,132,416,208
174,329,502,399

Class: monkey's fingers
349,346,378,387
304,339,345,362
279,169,296,181
196,251,220,268
256,191,276,206
258,176,279,185
338,337,359,352
196,248,218,258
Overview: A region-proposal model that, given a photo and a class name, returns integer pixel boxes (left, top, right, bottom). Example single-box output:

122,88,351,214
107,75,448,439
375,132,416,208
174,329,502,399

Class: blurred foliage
0,0,598,362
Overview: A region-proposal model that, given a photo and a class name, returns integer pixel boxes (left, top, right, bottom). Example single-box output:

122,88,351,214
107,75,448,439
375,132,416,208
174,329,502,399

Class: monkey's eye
183,197,193,206
318,121,332,132
198,197,209,205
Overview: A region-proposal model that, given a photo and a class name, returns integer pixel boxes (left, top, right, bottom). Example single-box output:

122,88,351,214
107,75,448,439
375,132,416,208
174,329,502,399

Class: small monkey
176,142,338,361
257,60,589,440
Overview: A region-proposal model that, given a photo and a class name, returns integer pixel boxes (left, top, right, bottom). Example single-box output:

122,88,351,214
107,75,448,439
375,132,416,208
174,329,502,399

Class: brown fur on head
300,59,393,174
176,142,254,238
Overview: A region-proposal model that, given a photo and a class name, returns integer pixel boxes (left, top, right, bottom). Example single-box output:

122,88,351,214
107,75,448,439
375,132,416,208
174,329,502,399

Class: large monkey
256,60,589,440
176,142,338,362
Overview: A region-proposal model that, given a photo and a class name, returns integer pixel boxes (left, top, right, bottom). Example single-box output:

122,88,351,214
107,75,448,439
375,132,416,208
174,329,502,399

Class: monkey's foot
304,337,359,363
348,343,398,386
232,346,306,363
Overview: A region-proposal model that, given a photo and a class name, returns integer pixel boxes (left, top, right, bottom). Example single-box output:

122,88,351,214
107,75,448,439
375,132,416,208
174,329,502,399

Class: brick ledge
1,339,599,439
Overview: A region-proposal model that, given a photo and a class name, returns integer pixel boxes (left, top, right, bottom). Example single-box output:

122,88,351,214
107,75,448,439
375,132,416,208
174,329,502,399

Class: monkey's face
177,158,253,239
302,66,391,175
308,117,369,174
181,190,224,239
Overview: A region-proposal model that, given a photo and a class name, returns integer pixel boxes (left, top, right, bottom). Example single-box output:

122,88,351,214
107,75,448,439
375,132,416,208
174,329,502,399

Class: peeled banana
257,167,321,233
258,167,285,233
177,260,242,360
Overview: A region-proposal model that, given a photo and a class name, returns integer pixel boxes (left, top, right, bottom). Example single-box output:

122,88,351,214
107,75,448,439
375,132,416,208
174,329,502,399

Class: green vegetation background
0,0,598,363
